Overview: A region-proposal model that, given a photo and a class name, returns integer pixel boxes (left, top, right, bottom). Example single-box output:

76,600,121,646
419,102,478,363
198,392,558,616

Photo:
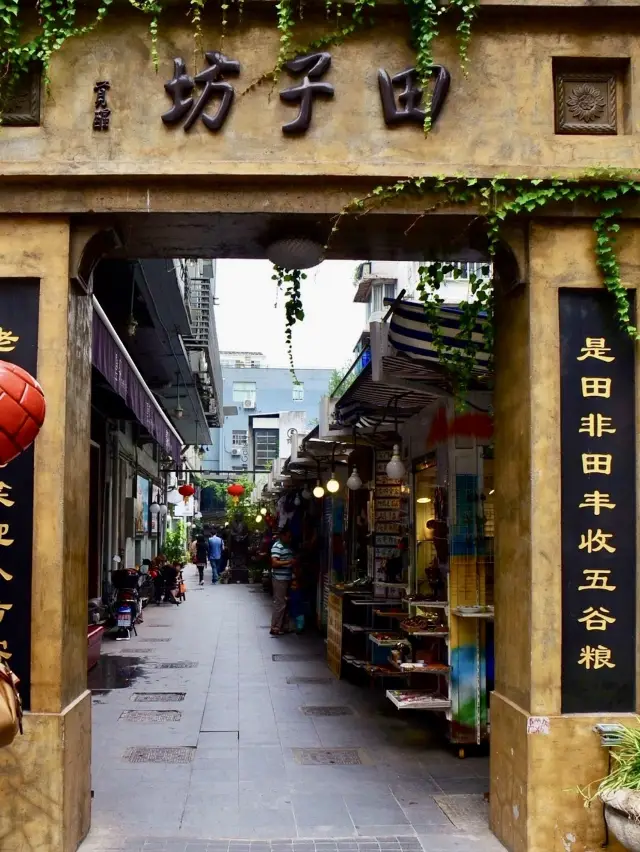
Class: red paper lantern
0,361,46,465
178,483,196,503
227,483,245,503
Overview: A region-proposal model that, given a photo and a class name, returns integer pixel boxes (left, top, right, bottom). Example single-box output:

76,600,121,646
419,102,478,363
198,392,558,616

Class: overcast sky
214,260,365,371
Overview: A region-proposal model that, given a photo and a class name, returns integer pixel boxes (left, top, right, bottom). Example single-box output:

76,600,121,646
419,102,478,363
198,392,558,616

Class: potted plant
163,523,189,567
581,724,640,851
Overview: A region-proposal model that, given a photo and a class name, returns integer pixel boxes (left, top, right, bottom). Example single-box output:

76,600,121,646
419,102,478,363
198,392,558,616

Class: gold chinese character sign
559,290,636,714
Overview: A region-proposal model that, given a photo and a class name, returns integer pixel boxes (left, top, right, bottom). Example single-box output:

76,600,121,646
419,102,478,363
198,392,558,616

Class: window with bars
292,383,304,401
254,429,279,470
232,430,248,446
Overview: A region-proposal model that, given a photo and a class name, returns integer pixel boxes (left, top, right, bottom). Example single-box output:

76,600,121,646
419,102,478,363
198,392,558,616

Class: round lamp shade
0,361,46,466
313,483,325,499
385,445,406,480
346,467,362,490
267,237,324,270
149,502,161,515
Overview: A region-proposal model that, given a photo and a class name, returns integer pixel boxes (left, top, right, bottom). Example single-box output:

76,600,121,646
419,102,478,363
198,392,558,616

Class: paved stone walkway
80,571,506,852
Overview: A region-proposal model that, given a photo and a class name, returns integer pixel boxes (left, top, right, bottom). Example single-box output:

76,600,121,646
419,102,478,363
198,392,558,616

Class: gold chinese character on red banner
578,606,616,631
579,529,616,553
578,569,616,591
577,338,615,363
578,644,616,669
581,377,612,398
579,414,616,438
582,454,612,475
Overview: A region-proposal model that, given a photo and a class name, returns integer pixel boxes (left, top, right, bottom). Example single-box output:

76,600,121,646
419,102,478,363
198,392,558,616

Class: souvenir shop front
318,299,495,756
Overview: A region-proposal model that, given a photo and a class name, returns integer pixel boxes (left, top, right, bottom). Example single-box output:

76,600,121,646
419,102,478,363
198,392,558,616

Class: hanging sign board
0,278,40,711
559,289,636,713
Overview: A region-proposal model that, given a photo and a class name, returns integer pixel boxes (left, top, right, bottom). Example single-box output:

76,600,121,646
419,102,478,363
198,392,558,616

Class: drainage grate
287,676,333,685
300,706,353,717
433,794,489,831
119,710,182,722
293,748,365,766
273,654,323,662
152,662,198,669
123,746,195,764
136,637,171,642
148,624,171,627
132,692,186,702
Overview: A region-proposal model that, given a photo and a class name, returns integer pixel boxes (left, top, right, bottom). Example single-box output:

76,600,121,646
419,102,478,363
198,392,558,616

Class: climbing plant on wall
326,174,640,399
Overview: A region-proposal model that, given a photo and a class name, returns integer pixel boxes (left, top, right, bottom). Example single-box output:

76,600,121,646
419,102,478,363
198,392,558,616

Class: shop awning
386,299,490,368
332,299,490,430
92,299,183,462
334,360,443,429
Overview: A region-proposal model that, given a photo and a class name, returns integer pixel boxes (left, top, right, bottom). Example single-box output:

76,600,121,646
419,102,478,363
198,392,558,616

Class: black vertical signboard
0,278,40,710
560,289,636,713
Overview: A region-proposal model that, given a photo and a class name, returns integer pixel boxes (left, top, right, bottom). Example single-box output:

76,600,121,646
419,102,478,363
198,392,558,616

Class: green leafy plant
162,521,189,564
578,724,640,805
332,174,640,401
0,0,479,122
272,266,306,381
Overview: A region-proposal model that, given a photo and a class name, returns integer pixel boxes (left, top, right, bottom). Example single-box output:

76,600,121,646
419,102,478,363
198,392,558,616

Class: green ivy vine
273,266,306,381
321,174,640,400
0,0,478,114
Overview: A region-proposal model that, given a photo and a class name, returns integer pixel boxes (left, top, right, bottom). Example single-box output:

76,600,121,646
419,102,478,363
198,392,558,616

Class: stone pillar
491,220,639,852
0,218,92,852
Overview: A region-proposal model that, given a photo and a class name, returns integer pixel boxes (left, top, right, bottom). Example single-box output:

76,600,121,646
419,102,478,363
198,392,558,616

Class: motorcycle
110,569,142,640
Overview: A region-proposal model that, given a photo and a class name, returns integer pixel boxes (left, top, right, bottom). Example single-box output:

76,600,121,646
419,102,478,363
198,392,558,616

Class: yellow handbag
0,661,23,748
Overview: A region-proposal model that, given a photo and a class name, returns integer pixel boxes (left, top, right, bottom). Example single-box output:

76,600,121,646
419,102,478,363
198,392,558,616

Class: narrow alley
81,573,505,852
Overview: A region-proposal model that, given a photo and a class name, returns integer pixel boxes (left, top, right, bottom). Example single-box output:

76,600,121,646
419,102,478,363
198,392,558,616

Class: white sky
214,260,365,371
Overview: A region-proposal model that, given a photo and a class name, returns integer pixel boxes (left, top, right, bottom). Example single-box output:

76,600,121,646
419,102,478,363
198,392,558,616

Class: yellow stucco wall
1,5,639,180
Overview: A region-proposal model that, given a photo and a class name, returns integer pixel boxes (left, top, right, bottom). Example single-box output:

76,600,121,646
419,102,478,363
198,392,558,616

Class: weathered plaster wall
0,219,91,852
0,8,639,180
491,219,640,851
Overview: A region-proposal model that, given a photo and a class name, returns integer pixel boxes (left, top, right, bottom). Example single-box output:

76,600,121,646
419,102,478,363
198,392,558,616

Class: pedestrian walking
270,525,296,636
194,534,208,585
208,528,223,584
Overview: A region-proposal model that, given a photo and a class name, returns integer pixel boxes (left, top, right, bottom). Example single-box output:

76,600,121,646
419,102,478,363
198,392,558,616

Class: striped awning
386,299,490,369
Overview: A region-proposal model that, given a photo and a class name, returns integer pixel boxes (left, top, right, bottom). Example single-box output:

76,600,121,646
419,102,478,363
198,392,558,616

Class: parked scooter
110,569,142,640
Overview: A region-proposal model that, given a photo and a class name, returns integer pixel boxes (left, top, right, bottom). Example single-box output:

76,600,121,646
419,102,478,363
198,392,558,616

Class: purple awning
92,310,182,462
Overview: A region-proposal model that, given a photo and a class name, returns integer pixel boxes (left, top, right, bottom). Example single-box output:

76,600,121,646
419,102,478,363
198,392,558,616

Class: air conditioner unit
243,399,255,409
230,448,241,457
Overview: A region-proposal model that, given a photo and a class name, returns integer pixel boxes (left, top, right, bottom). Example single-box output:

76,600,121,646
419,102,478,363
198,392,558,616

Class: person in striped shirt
270,525,296,636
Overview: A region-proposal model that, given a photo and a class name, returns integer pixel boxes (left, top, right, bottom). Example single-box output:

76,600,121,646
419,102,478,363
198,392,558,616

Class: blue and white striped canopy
386,299,490,369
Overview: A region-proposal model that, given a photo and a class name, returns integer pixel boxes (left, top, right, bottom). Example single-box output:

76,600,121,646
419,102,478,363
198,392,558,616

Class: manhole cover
272,654,323,662
132,692,186,702
123,746,195,764
287,676,333,684
152,662,198,669
433,794,489,830
119,710,182,722
293,748,365,766
300,706,353,717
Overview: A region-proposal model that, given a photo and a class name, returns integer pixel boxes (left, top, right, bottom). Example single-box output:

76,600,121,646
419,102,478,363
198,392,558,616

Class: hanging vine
272,266,306,381
325,174,640,401
0,0,477,113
